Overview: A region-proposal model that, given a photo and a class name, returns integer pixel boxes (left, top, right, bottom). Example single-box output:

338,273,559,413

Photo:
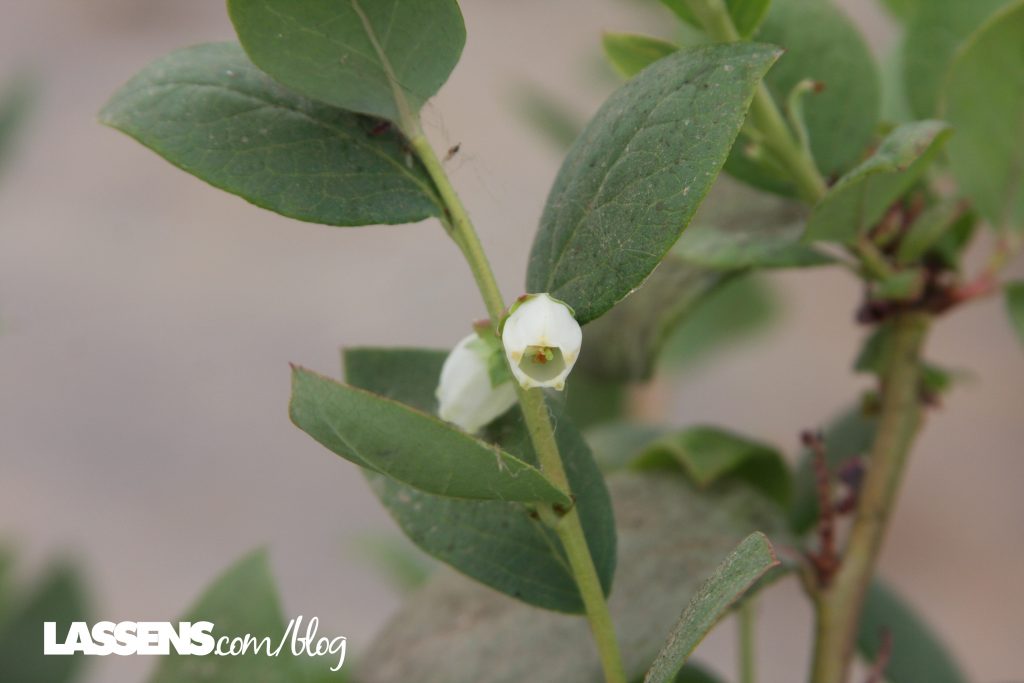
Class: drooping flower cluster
500,293,582,391
436,293,582,433
436,332,517,433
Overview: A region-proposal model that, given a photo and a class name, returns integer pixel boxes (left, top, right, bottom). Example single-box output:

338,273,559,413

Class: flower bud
436,333,517,433
500,293,582,391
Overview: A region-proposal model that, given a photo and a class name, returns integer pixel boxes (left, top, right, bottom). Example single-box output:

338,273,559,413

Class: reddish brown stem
802,431,839,587
864,629,893,683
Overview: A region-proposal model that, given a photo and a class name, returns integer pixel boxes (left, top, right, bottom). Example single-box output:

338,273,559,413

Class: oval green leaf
576,178,799,382
896,198,967,265
660,272,779,370
602,33,679,79
674,170,827,269
858,579,968,683
100,43,442,227
672,664,727,683
803,120,952,244
359,472,788,683
228,0,465,127
943,0,1024,232
343,347,615,613
0,75,33,173
0,561,90,683
289,366,569,505
661,0,771,38
577,255,738,382
636,426,792,507
903,0,1010,118
527,43,781,324
149,551,308,683
1005,281,1024,347
644,533,779,683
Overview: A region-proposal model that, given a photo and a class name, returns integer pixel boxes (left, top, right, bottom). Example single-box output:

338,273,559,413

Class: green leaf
343,348,616,613
920,362,957,397
876,269,925,302
0,75,33,173
897,198,967,265
671,664,726,683
602,33,679,79
929,210,979,271
289,366,569,505
803,121,952,243
674,175,828,268
672,664,726,683
880,41,913,125
527,43,781,324
228,0,465,126
636,426,791,507
644,533,779,683
903,0,1010,118
631,664,726,683
858,579,968,683
576,178,796,382
879,0,920,22
790,405,877,534
943,0,1024,232
856,325,959,398
100,43,441,227
1005,281,1024,346
563,371,628,429
661,0,772,38
511,82,584,152
359,471,788,683
585,421,666,473
675,221,830,268
149,551,306,683
660,272,779,369
352,534,435,594
0,545,13,620
854,325,891,375
578,255,738,382
728,0,773,36
0,562,90,683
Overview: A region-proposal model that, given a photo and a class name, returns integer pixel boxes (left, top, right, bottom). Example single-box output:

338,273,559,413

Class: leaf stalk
684,0,827,203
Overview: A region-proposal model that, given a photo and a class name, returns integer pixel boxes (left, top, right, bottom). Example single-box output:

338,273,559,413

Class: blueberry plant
100,0,1024,682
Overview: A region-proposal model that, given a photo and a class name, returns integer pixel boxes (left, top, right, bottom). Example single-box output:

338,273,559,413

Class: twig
802,431,840,587
808,312,930,683
864,628,893,683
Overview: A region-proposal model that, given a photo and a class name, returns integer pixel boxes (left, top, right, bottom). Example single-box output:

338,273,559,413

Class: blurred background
0,1,1021,681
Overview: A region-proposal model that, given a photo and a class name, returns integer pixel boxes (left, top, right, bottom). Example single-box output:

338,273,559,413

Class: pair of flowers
436,293,582,433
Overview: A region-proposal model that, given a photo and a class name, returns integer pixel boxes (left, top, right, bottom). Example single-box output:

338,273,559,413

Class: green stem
854,238,898,281
408,132,506,321
685,0,827,204
409,130,628,683
808,312,931,683
738,598,758,683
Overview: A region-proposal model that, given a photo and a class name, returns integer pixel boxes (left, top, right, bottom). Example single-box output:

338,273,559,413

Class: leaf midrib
122,78,442,211
350,0,419,132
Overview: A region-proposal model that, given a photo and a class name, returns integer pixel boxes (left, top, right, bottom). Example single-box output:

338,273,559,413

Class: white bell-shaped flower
436,333,517,433
501,293,582,391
